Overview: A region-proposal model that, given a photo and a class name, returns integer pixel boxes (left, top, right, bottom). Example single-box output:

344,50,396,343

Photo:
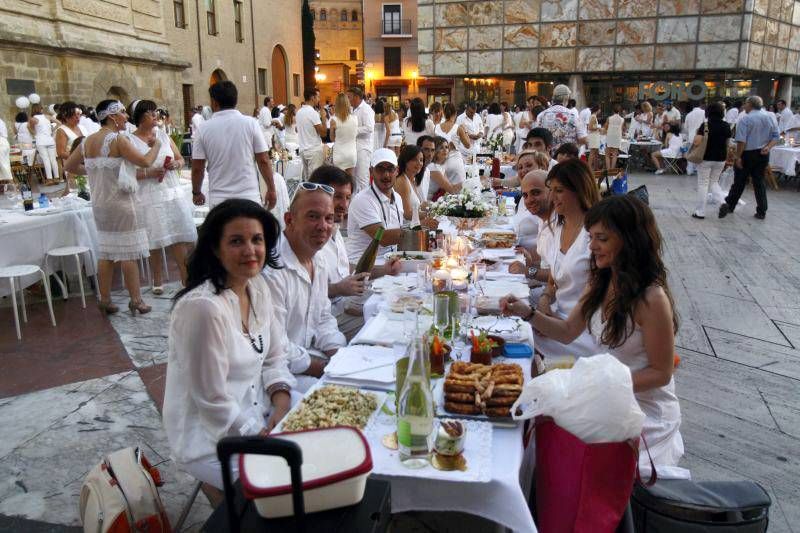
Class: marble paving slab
0,371,212,530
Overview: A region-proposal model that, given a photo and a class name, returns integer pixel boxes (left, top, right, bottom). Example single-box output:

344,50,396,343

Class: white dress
434,122,466,188
485,113,505,143
403,118,434,147
127,131,197,249
605,114,624,149
587,114,601,150
660,133,684,158
84,132,150,261
374,118,386,151
332,115,357,169
534,225,602,359
386,116,402,147
589,310,686,477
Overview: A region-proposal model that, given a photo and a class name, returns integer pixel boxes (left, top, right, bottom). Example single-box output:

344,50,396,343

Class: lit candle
432,269,451,292
446,256,459,268
450,267,469,291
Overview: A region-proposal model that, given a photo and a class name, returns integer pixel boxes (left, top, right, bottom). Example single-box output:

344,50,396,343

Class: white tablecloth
0,206,98,296
769,146,800,176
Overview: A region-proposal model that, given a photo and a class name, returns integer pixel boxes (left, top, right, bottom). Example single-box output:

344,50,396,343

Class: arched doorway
271,46,288,104
106,86,129,105
210,69,227,86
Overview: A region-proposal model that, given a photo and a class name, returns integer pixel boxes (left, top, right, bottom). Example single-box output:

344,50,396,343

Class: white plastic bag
511,353,645,443
118,160,139,193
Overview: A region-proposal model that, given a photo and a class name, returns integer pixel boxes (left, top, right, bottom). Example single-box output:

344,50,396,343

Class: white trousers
695,160,726,216
354,148,372,192
0,137,11,182
36,143,58,180
300,146,324,181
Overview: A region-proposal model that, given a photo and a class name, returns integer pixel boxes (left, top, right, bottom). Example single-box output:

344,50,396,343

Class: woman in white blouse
29,103,60,181
163,199,295,494
526,159,602,359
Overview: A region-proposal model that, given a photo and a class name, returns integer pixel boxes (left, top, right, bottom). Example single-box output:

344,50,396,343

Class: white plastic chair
0,264,56,340
45,245,96,309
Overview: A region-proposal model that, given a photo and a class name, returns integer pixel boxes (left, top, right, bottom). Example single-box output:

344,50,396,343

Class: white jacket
264,237,346,374
353,100,375,152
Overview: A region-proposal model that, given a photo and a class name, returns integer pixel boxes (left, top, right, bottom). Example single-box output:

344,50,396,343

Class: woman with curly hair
502,195,685,475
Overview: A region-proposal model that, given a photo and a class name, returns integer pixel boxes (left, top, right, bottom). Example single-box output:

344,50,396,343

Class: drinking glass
433,293,450,336
472,263,487,283
4,182,17,204
416,263,430,292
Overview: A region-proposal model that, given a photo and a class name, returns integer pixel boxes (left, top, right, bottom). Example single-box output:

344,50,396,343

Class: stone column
568,74,585,110
777,76,793,103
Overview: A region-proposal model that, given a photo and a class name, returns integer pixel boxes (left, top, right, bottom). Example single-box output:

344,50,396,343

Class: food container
239,426,372,518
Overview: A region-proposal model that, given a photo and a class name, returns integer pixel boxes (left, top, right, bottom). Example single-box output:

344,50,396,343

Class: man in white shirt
191,81,276,208
264,184,346,392
578,105,592,129
663,100,681,124
346,148,405,262
456,102,484,158
190,106,205,139
347,86,375,192
684,102,706,175
78,105,100,135
534,84,587,154
724,100,740,125
296,87,327,180
776,99,794,134
508,170,551,290
257,96,280,149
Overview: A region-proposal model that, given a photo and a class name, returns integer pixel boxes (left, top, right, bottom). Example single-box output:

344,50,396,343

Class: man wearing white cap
534,84,587,154
346,148,405,262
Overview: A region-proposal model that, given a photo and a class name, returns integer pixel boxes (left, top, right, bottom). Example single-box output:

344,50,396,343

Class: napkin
324,345,396,384
351,312,433,347
477,280,529,299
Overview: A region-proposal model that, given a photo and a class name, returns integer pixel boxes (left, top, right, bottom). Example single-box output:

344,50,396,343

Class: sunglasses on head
290,181,335,205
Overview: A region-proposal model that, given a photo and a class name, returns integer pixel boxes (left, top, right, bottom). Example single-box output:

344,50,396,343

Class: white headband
97,101,125,121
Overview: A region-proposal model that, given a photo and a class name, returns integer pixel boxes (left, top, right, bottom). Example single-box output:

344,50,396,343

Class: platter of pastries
441,361,523,419
479,230,517,249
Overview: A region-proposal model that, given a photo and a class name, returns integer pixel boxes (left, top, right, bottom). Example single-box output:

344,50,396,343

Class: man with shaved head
509,169,551,287
264,183,346,391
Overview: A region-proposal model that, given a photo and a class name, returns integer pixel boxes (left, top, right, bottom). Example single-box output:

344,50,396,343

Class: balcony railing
381,18,413,37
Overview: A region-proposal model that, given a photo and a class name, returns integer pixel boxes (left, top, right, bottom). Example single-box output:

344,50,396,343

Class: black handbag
631,479,770,532
627,184,649,205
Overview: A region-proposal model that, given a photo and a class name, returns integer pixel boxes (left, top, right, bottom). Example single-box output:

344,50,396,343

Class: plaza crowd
4,78,790,500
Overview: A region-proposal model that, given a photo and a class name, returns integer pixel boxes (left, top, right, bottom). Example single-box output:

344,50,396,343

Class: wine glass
4,182,17,204
433,293,450,337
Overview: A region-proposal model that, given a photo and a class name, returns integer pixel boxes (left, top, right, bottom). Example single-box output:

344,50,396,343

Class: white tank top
33,114,54,146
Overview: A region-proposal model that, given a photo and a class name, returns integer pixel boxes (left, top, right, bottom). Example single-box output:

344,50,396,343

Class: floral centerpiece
486,132,505,153
428,189,496,230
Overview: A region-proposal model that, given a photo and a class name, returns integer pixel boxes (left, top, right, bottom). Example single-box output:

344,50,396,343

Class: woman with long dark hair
163,199,295,493
691,101,731,219
403,97,434,147
502,195,685,475
394,144,425,226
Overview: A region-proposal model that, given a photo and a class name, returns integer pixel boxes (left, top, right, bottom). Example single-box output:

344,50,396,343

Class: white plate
370,274,418,293
273,381,388,433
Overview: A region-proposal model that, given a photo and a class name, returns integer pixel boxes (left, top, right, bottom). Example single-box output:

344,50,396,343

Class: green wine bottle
397,336,434,468
354,226,384,274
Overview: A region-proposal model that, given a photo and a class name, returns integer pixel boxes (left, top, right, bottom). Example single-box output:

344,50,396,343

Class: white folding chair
45,245,96,309
0,264,56,340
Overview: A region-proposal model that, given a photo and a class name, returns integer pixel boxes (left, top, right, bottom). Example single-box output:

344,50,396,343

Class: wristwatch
527,266,539,279
192,190,202,196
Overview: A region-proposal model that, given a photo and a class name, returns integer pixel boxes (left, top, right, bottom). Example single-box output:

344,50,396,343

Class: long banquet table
769,145,800,176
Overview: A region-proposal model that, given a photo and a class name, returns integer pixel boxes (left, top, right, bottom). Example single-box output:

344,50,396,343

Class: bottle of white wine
354,226,384,274
397,335,434,468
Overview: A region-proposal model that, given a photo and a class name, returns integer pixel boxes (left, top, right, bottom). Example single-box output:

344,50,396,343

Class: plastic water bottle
38,193,49,209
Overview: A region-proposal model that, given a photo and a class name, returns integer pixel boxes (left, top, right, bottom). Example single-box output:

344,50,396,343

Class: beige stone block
540,22,577,46
419,53,433,76
418,5,433,28
502,49,538,73
775,47,789,72
469,2,504,25
132,0,160,17
751,16,766,43
418,29,433,53
577,20,616,45
765,19,778,46
779,22,791,46
541,0,577,21
579,0,614,19
748,42,763,69
794,1,800,25
761,45,776,70
576,46,614,71
654,44,696,69
469,51,502,73
617,19,656,45
435,28,468,51
657,17,698,43
696,43,739,69
615,45,654,70
790,23,800,49
617,0,657,18
754,0,769,15
469,25,504,50
782,0,795,22
504,0,541,23
768,0,781,18
787,50,799,74
504,24,540,48
435,4,469,26
658,0,699,16
701,0,744,13
434,52,468,75
539,48,576,71
699,15,742,42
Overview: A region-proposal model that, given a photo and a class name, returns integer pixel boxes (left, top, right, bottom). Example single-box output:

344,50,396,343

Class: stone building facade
310,0,362,104
0,0,187,125
163,0,305,126
418,0,800,107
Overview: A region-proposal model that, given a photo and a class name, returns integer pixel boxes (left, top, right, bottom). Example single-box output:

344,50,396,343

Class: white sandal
152,285,164,295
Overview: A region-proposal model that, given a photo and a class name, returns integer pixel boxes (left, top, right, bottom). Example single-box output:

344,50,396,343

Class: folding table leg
75,254,86,308
9,278,21,340
19,280,27,323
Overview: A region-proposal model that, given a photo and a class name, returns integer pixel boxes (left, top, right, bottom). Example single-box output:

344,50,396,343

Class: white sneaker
655,169,665,175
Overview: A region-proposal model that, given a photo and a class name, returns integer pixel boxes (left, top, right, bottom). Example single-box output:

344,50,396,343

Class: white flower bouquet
487,133,505,153
429,189,496,230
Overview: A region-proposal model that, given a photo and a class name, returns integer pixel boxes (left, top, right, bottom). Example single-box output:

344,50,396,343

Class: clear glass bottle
397,330,434,468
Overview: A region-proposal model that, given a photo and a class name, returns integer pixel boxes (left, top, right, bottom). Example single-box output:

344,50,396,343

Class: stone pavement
0,172,798,532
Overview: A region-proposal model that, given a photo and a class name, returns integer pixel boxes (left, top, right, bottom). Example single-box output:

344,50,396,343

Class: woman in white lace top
64,99,161,315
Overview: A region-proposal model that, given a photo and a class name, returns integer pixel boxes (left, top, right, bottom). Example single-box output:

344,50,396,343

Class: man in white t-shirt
663,100,681,124
346,149,405,262
257,96,280,149
191,81,276,208
776,99,794,134
456,102,484,158
296,87,327,180
190,106,205,139
684,102,706,175
347,86,375,192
